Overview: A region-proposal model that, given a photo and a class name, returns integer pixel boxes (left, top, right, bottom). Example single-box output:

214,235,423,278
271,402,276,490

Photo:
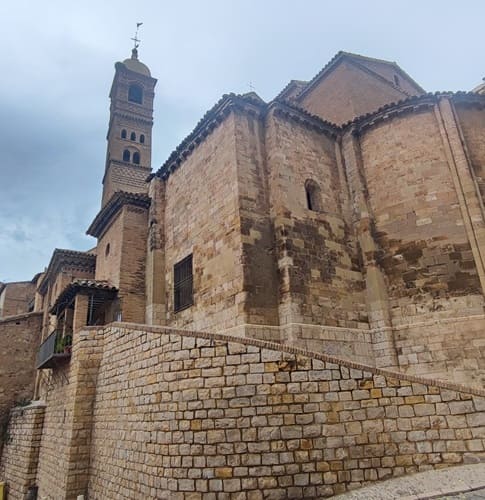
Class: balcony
36,331,72,369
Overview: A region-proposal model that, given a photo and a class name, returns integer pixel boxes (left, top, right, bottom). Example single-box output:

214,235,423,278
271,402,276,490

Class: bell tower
101,43,157,207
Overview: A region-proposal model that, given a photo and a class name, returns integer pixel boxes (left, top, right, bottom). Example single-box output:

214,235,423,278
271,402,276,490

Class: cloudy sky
0,0,483,282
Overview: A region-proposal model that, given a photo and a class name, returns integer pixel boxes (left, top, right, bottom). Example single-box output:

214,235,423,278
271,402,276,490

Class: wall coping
0,311,42,324
81,322,485,398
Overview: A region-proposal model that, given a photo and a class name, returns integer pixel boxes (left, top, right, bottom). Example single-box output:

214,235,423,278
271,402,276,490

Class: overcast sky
0,0,483,282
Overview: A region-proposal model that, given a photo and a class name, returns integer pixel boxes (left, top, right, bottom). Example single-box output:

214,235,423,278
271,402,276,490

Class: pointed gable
295,52,425,125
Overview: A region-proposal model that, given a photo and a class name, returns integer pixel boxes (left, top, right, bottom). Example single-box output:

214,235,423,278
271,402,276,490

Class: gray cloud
1,0,484,281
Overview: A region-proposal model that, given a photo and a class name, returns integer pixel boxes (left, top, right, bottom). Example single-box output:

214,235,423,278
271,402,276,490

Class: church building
1,47,485,499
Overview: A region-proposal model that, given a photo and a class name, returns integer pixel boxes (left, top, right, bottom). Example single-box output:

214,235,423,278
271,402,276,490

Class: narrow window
123,149,130,162
133,152,140,165
174,254,193,312
130,131,136,141
121,129,127,139
305,179,321,212
128,84,143,104
394,74,400,87
105,243,110,257
140,134,145,144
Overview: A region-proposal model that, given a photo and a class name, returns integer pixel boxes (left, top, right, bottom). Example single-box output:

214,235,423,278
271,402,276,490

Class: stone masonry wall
82,323,485,499
265,110,367,332
0,312,42,432
359,107,483,323
454,103,485,205
0,402,45,500
162,113,245,332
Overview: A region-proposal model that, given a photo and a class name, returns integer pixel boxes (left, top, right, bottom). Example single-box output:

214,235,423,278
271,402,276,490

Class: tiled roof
275,80,308,101
38,249,96,294
50,279,118,314
295,51,425,101
87,191,151,238
342,91,485,133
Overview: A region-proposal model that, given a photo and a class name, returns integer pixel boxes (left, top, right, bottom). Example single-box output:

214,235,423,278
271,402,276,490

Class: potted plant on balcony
63,335,73,354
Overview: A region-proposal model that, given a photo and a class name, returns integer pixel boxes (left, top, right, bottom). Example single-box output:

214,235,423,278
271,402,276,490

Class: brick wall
0,402,45,500
0,312,42,431
0,282,35,318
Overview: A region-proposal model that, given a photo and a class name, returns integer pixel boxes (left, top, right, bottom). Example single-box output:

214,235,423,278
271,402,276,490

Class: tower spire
130,22,143,60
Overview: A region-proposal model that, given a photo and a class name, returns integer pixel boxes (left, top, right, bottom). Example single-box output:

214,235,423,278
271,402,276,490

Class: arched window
133,152,140,165
394,74,400,87
128,84,143,104
130,131,136,141
305,179,322,212
121,129,127,139
140,134,145,144
123,149,131,162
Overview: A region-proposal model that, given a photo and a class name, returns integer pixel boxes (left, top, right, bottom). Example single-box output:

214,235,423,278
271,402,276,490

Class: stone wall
25,322,485,499
0,312,42,431
265,109,367,331
162,113,245,332
0,402,45,500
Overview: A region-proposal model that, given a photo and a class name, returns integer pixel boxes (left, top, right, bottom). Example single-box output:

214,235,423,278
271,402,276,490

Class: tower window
133,152,140,165
130,131,136,141
121,129,127,139
174,254,193,312
128,84,143,104
123,149,131,162
105,243,110,257
305,179,322,212
394,74,400,87
140,134,145,144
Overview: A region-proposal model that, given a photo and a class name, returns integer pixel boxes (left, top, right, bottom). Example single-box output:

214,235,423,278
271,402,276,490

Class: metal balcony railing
36,330,72,369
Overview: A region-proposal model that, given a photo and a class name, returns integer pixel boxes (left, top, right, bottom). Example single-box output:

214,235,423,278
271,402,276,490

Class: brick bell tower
101,45,157,207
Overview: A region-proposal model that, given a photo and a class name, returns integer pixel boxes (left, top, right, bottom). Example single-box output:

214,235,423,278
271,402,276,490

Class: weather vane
131,22,143,50
249,81,255,92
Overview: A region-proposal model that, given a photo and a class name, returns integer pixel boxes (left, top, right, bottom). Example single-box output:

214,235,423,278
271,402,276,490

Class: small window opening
130,131,136,141
140,134,145,144
128,84,143,104
121,129,127,139
174,254,193,312
123,149,131,162
305,179,322,212
393,74,400,87
133,152,140,165
105,243,110,257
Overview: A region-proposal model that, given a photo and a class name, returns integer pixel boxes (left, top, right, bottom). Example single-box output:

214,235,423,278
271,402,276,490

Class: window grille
174,254,193,312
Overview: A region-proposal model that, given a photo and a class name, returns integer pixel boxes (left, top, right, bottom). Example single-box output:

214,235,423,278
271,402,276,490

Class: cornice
87,191,151,238
154,93,266,181
38,250,96,294
268,99,340,140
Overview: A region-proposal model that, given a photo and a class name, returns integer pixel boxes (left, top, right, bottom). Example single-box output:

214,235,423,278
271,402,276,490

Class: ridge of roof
153,93,266,181
296,51,425,101
87,191,151,238
275,80,308,101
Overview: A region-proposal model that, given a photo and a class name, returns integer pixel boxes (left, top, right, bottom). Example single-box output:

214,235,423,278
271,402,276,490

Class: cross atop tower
131,22,143,59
